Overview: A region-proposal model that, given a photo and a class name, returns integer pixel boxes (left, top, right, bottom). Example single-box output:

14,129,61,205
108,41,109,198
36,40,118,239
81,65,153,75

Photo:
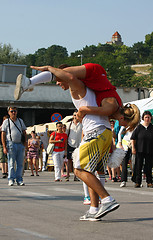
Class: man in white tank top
17,65,120,221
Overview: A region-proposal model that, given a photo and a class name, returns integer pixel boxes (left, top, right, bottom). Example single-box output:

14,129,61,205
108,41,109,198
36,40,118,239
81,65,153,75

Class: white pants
52,151,65,180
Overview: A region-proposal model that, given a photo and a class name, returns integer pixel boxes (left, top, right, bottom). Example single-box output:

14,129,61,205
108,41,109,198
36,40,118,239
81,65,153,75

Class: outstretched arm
30,65,86,83
31,65,86,100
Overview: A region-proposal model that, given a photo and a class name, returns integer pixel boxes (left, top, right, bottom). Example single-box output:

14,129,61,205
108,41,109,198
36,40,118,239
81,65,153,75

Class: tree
45,45,68,66
0,43,25,64
131,42,150,63
145,32,153,47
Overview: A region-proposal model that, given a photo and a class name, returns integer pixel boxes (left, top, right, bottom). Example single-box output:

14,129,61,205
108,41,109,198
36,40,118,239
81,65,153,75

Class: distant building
106,31,123,45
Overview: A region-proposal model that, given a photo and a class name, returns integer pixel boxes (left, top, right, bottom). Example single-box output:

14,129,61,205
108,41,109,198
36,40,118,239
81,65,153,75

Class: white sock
89,206,99,214
101,196,114,204
30,71,53,87
83,182,89,198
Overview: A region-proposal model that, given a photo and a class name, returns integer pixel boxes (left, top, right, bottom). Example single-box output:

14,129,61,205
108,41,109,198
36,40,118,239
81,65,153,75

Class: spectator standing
118,126,133,187
0,115,9,178
107,119,116,180
36,135,44,172
61,124,68,177
66,111,82,181
49,122,68,182
27,131,40,176
1,106,26,186
131,111,153,188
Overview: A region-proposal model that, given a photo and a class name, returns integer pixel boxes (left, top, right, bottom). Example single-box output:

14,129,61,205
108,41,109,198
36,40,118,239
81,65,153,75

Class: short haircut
3,115,9,120
7,106,17,112
58,64,71,69
56,121,62,126
142,111,152,120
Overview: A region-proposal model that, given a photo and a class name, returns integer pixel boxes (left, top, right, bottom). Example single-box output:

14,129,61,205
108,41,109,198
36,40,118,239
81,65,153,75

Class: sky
1,0,153,56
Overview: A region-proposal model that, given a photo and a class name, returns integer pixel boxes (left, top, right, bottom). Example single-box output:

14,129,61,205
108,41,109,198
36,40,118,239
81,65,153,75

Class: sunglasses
10,110,17,113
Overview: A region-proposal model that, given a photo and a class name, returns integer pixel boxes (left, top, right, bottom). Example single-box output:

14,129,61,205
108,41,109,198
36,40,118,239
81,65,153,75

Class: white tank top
72,88,111,135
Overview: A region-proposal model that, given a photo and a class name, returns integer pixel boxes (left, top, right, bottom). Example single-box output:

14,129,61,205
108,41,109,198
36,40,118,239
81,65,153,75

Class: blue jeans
7,141,25,183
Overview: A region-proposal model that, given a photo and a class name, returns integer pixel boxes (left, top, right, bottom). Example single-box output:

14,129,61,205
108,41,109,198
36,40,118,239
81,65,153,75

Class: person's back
72,87,111,135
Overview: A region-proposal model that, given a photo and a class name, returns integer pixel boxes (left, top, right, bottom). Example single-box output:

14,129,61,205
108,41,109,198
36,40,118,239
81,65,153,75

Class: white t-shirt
2,118,26,143
72,88,111,135
118,126,133,151
67,121,82,148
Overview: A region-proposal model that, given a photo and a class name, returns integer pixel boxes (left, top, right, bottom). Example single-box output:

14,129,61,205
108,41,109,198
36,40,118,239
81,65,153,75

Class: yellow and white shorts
72,128,112,173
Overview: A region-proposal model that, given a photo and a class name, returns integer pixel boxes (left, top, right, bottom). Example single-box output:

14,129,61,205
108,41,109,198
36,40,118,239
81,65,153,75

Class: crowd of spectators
0,108,153,192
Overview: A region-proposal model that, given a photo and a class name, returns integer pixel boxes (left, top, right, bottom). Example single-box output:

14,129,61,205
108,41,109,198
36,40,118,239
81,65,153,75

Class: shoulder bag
46,132,56,155
8,118,26,145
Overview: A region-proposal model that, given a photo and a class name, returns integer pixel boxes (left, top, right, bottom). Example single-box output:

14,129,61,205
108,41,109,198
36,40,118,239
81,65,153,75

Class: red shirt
82,63,122,107
51,132,68,152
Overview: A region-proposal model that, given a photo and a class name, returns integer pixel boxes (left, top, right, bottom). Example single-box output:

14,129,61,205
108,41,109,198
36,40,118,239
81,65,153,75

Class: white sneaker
8,180,14,186
80,211,100,221
120,181,126,188
14,74,32,100
95,199,120,219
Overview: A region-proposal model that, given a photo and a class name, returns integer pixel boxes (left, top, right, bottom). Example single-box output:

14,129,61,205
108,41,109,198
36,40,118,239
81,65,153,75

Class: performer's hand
77,106,87,122
30,66,50,71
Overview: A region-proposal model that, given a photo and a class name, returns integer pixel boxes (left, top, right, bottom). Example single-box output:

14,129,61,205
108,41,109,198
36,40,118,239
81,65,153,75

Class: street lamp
77,54,83,65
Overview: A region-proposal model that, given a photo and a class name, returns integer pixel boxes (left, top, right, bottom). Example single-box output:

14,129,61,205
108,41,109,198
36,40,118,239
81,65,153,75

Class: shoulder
51,131,55,136
1,119,8,130
133,124,142,134
63,133,68,138
18,118,25,125
102,97,119,108
18,118,27,129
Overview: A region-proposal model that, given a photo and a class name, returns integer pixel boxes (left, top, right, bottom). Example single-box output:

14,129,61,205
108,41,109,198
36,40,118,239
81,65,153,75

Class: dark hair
31,131,36,134
56,121,62,126
7,106,18,112
3,115,9,120
58,64,71,69
142,111,152,120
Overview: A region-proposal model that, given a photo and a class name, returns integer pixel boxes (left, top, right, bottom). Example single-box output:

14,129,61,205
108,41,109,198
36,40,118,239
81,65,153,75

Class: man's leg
14,71,53,100
75,169,109,200
16,143,25,184
14,65,86,100
75,168,119,220
7,142,15,185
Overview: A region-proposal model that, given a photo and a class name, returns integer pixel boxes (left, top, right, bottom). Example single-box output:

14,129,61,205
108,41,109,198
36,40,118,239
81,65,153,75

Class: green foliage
0,43,26,64
1,31,153,87
130,75,153,88
145,32,153,47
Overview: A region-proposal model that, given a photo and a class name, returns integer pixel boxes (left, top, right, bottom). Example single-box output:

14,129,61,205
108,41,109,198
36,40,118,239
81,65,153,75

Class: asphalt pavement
0,170,153,240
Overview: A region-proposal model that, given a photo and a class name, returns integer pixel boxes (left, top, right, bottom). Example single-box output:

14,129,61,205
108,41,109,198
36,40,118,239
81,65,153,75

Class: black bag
21,134,26,144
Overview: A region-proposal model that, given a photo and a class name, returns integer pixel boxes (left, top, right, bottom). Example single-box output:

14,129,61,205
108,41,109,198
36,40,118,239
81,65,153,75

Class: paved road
0,170,153,240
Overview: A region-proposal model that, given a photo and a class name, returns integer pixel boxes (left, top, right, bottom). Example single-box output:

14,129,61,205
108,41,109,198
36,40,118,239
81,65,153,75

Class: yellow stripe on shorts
79,129,112,172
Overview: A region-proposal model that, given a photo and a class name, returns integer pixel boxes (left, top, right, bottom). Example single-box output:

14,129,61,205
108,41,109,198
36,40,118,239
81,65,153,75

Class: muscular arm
31,65,86,100
77,97,119,120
